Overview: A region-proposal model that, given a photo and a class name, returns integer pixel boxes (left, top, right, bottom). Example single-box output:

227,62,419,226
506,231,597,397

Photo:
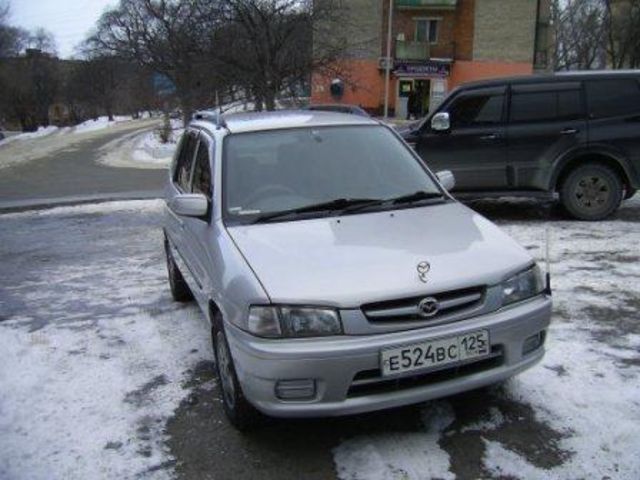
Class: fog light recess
523,331,545,355
275,379,316,400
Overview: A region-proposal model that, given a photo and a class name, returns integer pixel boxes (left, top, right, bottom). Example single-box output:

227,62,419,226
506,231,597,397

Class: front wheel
559,163,623,220
212,313,260,430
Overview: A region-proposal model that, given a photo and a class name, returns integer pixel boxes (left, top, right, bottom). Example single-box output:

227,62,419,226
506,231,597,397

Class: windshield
222,125,442,224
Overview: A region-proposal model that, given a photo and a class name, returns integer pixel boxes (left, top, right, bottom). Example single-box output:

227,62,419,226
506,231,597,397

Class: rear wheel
211,312,260,430
559,163,623,220
164,236,193,302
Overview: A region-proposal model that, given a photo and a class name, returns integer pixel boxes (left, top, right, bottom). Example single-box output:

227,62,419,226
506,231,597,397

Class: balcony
396,0,457,9
396,40,430,60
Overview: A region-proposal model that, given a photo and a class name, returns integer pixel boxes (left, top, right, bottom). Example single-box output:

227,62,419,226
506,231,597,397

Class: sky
9,0,117,58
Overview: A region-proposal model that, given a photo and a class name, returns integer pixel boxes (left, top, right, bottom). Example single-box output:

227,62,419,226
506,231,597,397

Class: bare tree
0,1,29,57
604,0,640,68
552,0,607,70
27,27,57,55
214,0,354,111
88,0,223,123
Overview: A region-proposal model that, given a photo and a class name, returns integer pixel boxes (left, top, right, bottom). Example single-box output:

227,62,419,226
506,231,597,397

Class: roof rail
192,110,227,130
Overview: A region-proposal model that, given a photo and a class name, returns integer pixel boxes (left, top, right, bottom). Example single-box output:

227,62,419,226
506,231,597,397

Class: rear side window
510,89,584,123
449,93,504,127
586,79,640,119
174,131,197,190
191,137,212,197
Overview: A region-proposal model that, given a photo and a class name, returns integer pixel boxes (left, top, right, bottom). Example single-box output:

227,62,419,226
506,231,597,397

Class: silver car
163,110,551,429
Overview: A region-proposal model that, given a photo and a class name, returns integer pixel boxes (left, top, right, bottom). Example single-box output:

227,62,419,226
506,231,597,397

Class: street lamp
383,0,394,119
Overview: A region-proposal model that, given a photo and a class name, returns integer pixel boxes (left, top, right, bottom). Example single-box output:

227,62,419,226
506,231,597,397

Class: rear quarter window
586,79,640,119
509,86,584,123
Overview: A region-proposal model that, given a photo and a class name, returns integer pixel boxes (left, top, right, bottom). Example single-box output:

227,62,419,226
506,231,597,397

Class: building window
415,19,438,44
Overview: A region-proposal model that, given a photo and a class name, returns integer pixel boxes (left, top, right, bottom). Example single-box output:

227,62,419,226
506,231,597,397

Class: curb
0,190,163,214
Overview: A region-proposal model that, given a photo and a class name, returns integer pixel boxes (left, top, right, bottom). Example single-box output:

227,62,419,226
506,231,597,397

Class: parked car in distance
164,110,551,429
304,103,370,117
401,70,640,220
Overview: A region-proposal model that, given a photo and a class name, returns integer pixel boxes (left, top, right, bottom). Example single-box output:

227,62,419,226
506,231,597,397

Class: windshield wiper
389,190,444,205
251,198,379,223
340,190,445,215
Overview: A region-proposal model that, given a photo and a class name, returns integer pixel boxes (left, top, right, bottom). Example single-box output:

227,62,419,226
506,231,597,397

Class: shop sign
394,61,451,77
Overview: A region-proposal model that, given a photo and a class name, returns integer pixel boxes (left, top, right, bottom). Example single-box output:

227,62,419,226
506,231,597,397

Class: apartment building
312,0,551,117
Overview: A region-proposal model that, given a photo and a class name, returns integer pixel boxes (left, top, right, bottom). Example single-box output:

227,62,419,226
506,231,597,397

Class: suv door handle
560,128,579,135
479,133,499,140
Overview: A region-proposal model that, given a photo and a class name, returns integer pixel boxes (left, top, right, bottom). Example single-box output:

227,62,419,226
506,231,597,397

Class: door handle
560,128,578,135
480,133,499,140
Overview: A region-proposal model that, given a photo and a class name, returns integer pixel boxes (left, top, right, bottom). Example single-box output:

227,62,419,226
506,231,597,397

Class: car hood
227,202,533,307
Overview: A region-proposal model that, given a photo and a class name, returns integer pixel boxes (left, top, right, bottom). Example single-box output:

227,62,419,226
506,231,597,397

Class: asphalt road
0,121,166,209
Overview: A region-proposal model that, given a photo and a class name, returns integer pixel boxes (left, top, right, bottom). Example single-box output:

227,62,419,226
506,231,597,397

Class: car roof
194,110,377,134
458,69,640,91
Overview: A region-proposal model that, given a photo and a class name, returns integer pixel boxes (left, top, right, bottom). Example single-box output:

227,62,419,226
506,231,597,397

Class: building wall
472,0,538,63
311,0,543,115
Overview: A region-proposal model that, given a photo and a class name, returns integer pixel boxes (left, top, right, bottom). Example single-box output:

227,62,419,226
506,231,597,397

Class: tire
211,312,260,430
624,187,637,200
164,236,193,302
559,163,623,220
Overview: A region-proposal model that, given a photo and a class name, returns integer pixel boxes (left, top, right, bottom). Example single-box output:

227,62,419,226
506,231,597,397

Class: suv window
191,137,212,197
510,89,584,123
449,93,504,128
175,131,198,190
586,79,640,118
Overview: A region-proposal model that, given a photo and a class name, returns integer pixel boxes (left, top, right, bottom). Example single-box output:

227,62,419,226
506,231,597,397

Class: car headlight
501,265,545,306
247,306,342,338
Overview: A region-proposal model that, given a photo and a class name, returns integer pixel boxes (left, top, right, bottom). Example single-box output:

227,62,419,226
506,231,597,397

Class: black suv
401,71,640,220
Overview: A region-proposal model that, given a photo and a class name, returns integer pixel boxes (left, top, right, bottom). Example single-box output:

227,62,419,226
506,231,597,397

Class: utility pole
383,0,394,119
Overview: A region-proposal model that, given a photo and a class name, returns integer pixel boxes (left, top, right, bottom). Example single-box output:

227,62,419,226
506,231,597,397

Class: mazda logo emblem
418,297,439,318
416,261,430,283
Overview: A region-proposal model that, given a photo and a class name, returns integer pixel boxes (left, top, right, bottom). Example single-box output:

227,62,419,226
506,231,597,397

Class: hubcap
574,175,610,209
216,333,236,408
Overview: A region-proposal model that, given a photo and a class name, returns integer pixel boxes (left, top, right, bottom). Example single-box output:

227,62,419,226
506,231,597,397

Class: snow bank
0,125,59,145
72,115,132,133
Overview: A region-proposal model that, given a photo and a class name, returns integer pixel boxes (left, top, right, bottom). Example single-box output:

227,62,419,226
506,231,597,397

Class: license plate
381,330,490,377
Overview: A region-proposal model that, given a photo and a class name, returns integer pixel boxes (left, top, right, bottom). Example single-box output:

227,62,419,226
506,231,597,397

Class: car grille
347,346,504,398
361,286,485,325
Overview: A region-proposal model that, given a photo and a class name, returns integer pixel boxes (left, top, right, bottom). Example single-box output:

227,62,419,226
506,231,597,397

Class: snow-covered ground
97,121,183,170
0,116,136,147
1,197,639,479
0,118,160,170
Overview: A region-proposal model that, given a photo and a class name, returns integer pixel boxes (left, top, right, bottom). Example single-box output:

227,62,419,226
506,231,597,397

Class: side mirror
436,170,455,191
168,193,209,218
431,112,450,132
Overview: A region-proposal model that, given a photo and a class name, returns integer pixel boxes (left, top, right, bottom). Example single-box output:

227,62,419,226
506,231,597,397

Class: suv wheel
211,313,260,430
164,236,193,302
560,163,623,220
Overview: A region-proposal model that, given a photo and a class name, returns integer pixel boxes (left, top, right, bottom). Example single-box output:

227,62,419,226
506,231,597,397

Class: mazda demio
163,110,551,429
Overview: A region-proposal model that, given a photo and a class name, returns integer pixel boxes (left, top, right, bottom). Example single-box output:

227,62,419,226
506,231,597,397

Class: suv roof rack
192,110,227,130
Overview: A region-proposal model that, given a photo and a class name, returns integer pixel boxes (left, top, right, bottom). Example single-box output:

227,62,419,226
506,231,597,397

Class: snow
0,118,159,170
0,200,211,479
97,119,183,169
72,115,132,133
334,402,455,480
0,125,59,145
1,197,639,479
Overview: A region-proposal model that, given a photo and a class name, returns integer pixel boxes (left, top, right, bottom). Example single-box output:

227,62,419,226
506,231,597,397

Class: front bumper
225,295,551,418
